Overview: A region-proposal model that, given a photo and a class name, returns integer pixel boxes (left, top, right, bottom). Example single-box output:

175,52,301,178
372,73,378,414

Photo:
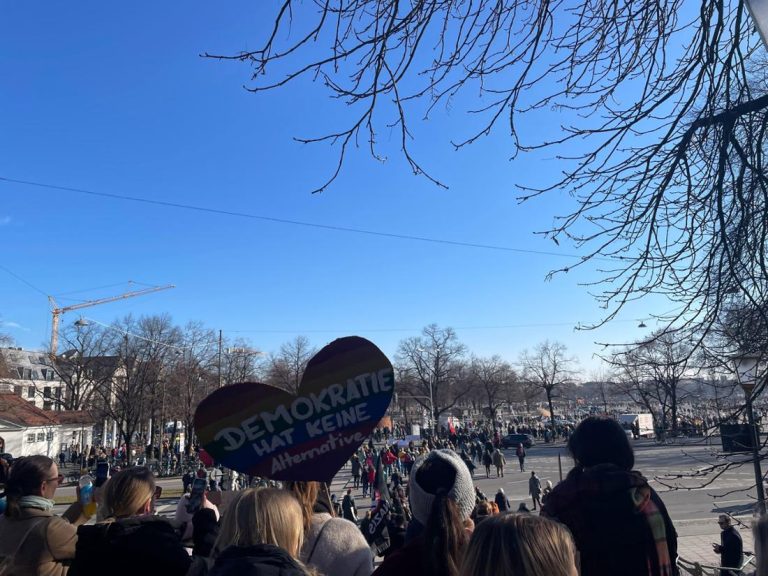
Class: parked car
501,434,534,449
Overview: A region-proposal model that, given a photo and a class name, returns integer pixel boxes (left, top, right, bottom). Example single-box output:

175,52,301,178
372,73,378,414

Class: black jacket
69,516,191,576
209,544,309,576
720,526,743,572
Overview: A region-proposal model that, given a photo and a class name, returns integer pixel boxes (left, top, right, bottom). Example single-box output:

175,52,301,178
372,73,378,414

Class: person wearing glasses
0,454,89,575
713,515,743,576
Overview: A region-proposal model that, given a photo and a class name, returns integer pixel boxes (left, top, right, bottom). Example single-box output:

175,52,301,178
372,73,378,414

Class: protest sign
194,336,394,482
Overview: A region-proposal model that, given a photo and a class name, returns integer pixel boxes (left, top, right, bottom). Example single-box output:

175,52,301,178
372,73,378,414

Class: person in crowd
517,502,531,513
471,501,493,525
207,487,313,576
366,464,376,501
515,443,526,472
460,513,578,576
342,488,358,523
492,447,506,478
542,416,678,576
528,471,542,510
372,449,476,576
459,449,475,477
494,488,510,513
68,467,190,576
351,454,362,489
541,480,553,505
385,514,407,557
361,462,370,497
174,484,220,546
284,481,373,576
0,455,88,576
208,465,223,492
482,449,492,479
714,515,743,576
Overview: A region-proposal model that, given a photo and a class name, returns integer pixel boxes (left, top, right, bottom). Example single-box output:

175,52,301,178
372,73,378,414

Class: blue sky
0,2,670,375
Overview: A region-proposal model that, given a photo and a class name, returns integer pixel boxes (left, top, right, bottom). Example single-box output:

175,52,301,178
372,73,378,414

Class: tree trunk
547,388,556,432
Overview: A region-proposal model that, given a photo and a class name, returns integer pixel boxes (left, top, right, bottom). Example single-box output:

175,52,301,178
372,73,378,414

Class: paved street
466,438,758,568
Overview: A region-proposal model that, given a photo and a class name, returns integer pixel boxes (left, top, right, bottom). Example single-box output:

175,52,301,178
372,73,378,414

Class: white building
0,347,66,410
0,392,94,458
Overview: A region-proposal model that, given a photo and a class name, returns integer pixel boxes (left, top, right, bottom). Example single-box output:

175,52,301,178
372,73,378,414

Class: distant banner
194,336,394,482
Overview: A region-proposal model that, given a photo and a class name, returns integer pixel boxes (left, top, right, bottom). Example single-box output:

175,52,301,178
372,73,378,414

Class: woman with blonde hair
208,488,313,576
460,513,578,576
68,467,190,576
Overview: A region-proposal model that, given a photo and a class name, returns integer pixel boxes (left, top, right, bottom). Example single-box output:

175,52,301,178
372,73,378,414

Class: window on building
46,431,54,442
43,387,51,399
13,385,22,396
43,401,52,410
27,386,35,399
36,432,45,442
26,434,35,443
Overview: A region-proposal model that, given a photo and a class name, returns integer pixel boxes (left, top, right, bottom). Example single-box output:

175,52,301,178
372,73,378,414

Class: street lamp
733,352,766,515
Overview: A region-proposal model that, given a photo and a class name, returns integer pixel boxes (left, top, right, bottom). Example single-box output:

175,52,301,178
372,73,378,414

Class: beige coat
0,508,78,576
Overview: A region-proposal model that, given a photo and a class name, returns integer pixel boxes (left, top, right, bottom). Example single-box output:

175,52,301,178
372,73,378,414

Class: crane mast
49,284,174,355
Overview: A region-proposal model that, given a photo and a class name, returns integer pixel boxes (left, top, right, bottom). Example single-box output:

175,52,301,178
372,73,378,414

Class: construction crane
49,284,175,355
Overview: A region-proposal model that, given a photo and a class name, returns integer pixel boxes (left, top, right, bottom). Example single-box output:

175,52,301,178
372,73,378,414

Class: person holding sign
285,481,373,576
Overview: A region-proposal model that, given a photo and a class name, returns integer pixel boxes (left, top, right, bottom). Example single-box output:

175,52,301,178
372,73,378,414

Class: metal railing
677,552,755,576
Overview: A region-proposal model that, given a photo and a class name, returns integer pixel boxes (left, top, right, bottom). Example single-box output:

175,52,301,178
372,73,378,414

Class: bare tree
48,321,116,411
395,324,469,433
210,1,768,344
606,330,696,434
264,335,316,393
469,355,516,431
98,315,180,462
166,322,219,456
220,339,264,386
519,341,578,430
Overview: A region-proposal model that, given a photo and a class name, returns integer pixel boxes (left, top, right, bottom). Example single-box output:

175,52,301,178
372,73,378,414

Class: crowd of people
0,416,763,575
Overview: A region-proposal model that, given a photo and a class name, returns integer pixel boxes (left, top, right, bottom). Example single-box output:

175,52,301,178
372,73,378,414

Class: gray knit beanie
408,449,475,525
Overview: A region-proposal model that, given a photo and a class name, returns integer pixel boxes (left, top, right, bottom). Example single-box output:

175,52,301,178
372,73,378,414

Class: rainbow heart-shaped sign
194,336,394,482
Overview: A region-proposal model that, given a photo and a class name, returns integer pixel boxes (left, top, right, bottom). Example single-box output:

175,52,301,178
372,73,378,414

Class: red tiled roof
56,410,96,425
0,392,58,427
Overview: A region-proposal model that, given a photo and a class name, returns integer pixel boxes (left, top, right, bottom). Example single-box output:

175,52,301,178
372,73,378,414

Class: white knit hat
408,449,475,525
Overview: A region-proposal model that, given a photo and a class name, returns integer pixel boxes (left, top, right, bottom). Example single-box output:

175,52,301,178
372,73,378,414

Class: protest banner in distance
194,336,394,482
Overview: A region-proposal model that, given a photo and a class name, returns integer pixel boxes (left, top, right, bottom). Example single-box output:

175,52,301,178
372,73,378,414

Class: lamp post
734,352,766,515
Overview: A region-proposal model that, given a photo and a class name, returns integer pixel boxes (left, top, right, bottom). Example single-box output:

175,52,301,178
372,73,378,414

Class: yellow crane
49,284,174,355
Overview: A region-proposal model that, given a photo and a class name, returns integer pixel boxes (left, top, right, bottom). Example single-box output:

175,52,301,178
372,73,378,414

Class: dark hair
5,455,55,518
417,457,468,576
568,417,634,470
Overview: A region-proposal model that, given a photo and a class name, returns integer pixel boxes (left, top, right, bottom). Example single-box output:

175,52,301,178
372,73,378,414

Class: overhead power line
0,176,613,262
0,263,49,297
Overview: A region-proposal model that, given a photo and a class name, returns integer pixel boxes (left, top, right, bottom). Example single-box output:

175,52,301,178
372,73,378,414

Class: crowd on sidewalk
0,416,764,576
